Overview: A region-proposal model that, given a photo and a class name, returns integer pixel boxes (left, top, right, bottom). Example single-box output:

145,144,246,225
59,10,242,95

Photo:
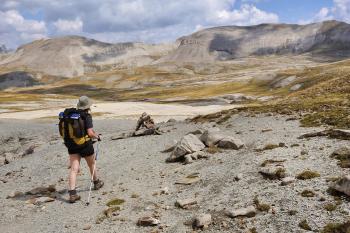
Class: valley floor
0,112,349,233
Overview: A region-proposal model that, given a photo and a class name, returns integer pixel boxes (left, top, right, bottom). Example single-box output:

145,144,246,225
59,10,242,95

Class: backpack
58,108,90,146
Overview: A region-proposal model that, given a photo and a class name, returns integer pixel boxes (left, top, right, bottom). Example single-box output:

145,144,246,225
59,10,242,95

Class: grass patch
207,145,221,154
296,170,320,180
260,159,286,167
324,203,337,212
299,220,312,231
253,196,271,212
301,190,315,197
106,198,125,207
321,221,350,233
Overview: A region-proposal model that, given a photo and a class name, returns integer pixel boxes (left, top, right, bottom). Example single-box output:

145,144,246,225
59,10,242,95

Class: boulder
225,206,256,218
200,129,225,147
167,134,205,162
217,137,244,150
333,176,350,196
137,216,160,226
193,214,211,229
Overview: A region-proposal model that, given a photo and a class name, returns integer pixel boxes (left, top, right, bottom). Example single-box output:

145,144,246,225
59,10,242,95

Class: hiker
59,96,104,203
133,112,161,136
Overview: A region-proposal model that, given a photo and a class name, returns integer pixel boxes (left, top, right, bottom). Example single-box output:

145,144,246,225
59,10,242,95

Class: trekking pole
86,141,99,206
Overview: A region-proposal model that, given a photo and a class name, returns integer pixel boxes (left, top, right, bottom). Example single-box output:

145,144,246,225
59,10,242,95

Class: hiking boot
93,179,104,190
68,190,81,203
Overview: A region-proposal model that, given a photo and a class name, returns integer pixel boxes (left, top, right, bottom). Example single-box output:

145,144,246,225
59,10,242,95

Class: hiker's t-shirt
84,113,93,130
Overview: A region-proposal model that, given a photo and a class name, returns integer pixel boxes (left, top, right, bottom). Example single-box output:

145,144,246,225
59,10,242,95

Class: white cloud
302,0,350,24
0,10,47,48
333,0,350,22
53,18,83,33
214,4,279,25
0,0,281,48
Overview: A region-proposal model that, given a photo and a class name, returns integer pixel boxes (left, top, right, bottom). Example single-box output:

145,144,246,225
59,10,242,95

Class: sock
68,189,77,195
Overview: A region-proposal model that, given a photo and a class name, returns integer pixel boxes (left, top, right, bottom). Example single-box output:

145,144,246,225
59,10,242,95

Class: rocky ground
0,113,350,233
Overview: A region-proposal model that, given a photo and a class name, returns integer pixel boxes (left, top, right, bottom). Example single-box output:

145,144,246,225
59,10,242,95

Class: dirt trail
0,113,349,233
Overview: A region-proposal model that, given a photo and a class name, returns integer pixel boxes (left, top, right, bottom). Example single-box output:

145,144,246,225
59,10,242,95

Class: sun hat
77,96,92,110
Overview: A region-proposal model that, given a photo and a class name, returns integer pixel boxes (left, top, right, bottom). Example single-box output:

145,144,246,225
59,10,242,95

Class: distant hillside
160,20,350,63
0,36,175,77
0,45,8,54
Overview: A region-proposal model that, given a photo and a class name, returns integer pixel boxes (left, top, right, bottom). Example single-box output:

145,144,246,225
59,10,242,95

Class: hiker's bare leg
69,154,81,190
84,154,98,181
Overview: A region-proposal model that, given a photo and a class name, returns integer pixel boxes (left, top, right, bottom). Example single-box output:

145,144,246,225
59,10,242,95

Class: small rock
193,214,211,229
301,150,308,155
167,118,177,123
175,173,201,185
0,156,5,165
22,145,35,156
333,175,350,196
175,198,197,209
234,174,243,181
188,129,204,135
33,196,55,205
190,151,207,160
184,154,193,164
262,129,273,133
281,177,295,186
160,187,169,195
4,152,16,164
6,191,24,199
83,224,92,230
225,206,256,218
137,216,160,226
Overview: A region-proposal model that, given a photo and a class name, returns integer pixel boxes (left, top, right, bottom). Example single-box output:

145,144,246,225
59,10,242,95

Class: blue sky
237,0,335,23
0,0,349,48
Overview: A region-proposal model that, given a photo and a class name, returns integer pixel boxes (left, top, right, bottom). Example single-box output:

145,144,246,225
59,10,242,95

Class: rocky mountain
0,44,8,53
0,36,175,77
1,21,350,77
160,20,350,63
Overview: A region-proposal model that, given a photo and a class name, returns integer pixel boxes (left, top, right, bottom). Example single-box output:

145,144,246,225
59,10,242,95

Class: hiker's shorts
68,143,94,157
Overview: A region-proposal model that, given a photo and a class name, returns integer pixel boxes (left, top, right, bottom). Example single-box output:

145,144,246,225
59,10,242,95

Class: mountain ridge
1,20,350,77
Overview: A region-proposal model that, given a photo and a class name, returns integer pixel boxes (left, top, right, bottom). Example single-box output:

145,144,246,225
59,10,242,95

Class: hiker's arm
87,128,100,140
